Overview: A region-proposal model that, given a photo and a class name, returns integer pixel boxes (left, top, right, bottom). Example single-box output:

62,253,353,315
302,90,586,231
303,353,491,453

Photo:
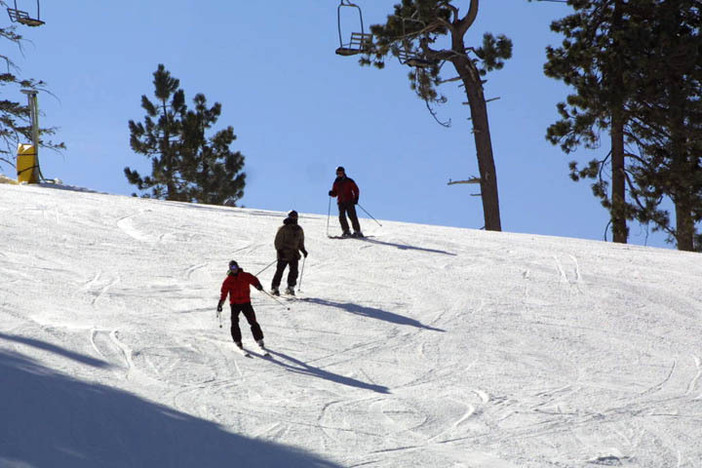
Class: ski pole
298,255,306,292
216,308,223,328
256,259,277,276
260,289,290,311
357,203,382,227
326,196,332,237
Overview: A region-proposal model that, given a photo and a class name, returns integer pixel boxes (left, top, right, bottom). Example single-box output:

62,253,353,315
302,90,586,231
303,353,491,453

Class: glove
328,190,334,196
302,249,308,258
256,284,263,291
354,198,359,205
217,301,223,312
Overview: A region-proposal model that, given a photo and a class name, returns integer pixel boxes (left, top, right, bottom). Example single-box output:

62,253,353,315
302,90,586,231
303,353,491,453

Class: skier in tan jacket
271,210,308,296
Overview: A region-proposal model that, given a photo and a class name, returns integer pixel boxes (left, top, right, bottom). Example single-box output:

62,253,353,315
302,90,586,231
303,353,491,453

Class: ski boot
256,339,270,356
234,341,251,357
285,286,295,296
271,287,280,296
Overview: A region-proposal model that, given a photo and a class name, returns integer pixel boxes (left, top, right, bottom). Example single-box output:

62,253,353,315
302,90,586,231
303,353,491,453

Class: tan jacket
274,219,305,261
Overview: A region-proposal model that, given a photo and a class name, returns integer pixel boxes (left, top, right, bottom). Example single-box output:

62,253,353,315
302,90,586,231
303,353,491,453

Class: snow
1,182,701,467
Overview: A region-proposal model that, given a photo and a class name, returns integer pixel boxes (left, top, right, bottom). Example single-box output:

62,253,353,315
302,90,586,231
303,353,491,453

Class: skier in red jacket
328,166,363,238
217,260,266,351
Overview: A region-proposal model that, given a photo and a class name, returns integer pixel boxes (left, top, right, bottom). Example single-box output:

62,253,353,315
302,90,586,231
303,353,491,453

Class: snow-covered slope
1,183,701,467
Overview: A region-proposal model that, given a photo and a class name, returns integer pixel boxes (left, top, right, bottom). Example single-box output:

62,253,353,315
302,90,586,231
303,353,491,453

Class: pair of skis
236,342,270,359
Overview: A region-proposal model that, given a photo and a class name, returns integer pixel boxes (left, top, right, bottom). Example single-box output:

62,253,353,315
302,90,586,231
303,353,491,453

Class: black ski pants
230,302,263,344
338,201,361,234
271,258,299,289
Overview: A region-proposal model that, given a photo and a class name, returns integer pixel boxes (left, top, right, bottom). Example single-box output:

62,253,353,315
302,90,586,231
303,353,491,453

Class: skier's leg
241,303,264,342
338,203,350,234
271,259,288,290
347,204,362,233
229,304,243,344
287,258,299,288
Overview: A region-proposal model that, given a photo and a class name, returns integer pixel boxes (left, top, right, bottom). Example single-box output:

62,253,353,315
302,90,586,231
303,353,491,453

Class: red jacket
330,176,359,204
220,271,262,304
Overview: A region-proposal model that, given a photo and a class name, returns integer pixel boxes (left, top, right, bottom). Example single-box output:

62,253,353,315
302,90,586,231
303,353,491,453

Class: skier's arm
248,274,264,291
218,280,228,310
299,230,308,257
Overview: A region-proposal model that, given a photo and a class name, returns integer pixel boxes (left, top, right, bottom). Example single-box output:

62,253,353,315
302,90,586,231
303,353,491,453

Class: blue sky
3,0,671,248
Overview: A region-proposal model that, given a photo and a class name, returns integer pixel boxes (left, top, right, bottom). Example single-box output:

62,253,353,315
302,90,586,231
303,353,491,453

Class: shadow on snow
301,298,445,333
264,350,391,395
0,332,111,369
0,345,340,468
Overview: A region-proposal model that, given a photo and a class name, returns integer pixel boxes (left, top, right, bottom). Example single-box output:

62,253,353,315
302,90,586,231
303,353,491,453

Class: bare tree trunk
454,57,502,231
611,114,628,243
669,75,694,251
675,200,694,251
610,0,628,243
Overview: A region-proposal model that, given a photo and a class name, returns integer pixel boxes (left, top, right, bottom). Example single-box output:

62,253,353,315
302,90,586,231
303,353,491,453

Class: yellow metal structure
16,143,39,184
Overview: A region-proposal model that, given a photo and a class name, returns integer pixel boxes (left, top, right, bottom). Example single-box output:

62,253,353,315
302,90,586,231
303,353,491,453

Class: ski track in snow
116,212,157,243
1,184,702,467
553,253,583,292
90,329,133,378
81,272,120,306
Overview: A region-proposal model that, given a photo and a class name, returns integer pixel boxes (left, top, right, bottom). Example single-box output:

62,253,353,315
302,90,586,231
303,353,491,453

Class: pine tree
543,0,646,243
125,64,187,200
1,20,63,172
179,94,246,205
360,0,512,232
125,65,246,205
544,0,701,250
626,0,702,251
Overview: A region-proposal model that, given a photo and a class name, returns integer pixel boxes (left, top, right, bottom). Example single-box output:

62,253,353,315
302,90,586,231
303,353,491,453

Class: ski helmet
287,210,298,219
336,166,345,174
228,260,239,271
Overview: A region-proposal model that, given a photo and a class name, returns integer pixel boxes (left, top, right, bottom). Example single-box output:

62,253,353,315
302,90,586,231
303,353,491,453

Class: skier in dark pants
328,166,363,238
217,260,266,350
271,210,307,296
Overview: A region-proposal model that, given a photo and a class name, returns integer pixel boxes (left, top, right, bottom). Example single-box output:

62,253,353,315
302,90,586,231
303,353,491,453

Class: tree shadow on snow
0,347,340,468
264,350,391,395
300,298,445,333
0,332,111,369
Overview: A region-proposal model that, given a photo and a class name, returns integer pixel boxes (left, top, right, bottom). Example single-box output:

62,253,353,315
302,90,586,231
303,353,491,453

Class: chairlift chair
7,0,44,27
335,0,373,56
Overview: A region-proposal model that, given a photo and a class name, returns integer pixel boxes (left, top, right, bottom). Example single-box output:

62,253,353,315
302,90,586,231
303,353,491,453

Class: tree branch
424,98,451,128
455,0,480,37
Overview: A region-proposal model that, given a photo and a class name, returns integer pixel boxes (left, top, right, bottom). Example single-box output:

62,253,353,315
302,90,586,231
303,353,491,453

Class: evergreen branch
457,0,480,35
424,98,451,128
437,76,462,84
